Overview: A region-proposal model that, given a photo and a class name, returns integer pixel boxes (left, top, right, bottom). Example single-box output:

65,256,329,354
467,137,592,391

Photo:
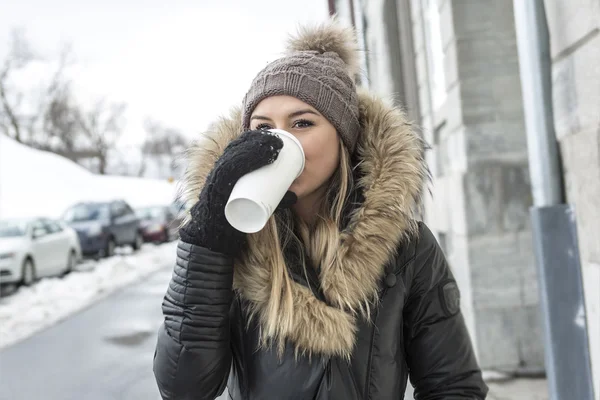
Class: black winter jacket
153,91,488,399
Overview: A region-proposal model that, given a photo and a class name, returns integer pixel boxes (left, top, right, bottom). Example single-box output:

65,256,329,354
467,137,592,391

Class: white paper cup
224,129,305,233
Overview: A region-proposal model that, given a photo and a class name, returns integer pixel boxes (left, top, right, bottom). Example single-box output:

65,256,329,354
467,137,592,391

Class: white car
0,217,81,286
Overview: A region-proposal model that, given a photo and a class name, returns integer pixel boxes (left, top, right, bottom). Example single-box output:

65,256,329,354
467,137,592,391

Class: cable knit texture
241,21,361,152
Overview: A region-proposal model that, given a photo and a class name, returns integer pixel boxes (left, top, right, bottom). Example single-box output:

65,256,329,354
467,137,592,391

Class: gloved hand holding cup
225,129,305,233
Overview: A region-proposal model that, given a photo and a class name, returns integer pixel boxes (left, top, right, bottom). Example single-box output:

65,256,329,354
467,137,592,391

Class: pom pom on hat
286,19,359,78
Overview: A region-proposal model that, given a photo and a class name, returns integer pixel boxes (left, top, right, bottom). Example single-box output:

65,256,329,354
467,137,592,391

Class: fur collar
181,89,428,359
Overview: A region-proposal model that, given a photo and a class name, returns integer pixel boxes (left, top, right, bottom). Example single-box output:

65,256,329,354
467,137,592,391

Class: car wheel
132,232,143,251
104,238,116,258
21,259,36,286
65,250,76,274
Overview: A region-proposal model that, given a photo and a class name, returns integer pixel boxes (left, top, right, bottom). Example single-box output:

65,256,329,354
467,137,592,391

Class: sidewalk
487,378,549,400
401,373,548,399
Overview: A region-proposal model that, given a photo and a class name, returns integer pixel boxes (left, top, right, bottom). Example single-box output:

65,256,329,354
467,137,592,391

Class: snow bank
0,242,176,349
0,134,178,219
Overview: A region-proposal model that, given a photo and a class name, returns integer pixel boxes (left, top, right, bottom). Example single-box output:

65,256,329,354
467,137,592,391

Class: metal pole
530,206,594,400
513,1,595,399
513,0,562,207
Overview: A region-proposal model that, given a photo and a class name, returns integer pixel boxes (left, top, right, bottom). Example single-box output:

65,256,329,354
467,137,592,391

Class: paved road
0,266,173,400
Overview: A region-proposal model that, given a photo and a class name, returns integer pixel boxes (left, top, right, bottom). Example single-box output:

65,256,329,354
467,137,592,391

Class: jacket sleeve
403,223,489,400
153,241,234,400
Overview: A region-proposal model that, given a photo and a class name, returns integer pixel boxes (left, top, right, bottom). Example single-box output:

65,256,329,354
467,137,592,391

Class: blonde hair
239,140,353,354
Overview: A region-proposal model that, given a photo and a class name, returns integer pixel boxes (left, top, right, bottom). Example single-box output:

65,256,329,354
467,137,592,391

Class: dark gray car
62,200,143,258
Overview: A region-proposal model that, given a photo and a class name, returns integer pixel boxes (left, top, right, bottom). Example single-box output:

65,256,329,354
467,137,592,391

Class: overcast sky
0,1,329,145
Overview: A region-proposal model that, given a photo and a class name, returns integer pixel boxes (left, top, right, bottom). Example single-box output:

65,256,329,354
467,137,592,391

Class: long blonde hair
239,140,354,352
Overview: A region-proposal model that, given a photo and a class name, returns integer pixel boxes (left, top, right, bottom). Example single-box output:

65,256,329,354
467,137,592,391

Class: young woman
153,20,488,400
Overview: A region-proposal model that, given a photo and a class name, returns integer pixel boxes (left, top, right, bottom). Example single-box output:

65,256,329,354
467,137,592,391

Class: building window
423,0,447,109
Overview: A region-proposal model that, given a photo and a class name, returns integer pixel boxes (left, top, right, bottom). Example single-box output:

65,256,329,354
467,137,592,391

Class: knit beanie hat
241,20,361,153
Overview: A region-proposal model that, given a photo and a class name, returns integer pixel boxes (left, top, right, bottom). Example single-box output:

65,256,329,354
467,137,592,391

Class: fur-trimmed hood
181,89,428,359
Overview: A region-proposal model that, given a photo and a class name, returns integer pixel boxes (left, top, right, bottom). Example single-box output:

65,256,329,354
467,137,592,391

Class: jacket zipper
363,287,388,400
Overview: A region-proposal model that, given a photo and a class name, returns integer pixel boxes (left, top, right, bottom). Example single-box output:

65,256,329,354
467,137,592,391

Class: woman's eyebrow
288,109,320,118
251,109,320,121
250,115,272,121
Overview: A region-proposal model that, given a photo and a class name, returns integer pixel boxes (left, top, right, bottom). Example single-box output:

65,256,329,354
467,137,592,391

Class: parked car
0,217,81,286
62,200,143,258
135,205,183,243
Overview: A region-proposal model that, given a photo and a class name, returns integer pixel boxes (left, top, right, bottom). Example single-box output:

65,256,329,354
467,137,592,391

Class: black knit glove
179,130,294,256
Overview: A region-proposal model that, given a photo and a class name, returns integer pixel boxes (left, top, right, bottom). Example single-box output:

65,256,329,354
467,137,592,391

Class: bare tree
0,28,34,142
27,44,74,148
141,118,187,178
0,28,73,145
139,118,160,177
77,99,127,174
165,127,187,177
41,83,81,157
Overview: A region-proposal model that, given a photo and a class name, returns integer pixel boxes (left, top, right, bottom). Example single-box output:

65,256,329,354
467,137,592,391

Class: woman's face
249,95,340,201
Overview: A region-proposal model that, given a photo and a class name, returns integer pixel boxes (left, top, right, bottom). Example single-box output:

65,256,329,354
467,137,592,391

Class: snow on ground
0,241,176,350
0,134,179,219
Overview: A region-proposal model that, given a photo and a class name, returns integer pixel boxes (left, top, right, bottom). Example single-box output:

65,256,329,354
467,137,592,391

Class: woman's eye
255,123,272,131
292,119,314,129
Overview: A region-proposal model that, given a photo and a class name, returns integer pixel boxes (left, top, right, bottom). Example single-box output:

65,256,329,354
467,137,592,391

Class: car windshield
0,219,30,238
63,204,110,222
136,207,165,221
